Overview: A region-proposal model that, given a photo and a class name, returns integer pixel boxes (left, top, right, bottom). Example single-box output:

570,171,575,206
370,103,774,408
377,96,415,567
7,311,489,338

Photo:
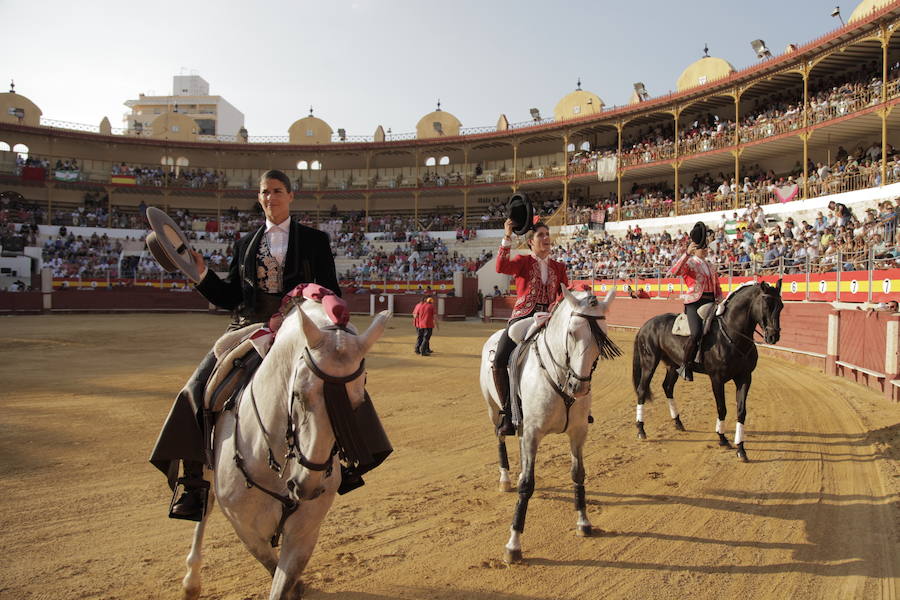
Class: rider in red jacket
668,222,724,381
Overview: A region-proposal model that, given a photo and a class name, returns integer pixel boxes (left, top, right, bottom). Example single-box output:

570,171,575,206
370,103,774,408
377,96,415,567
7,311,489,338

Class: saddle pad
671,302,715,337
205,338,259,412
213,323,264,360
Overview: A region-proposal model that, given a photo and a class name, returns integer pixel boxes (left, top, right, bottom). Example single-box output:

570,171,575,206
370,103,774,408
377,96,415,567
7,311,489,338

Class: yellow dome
553,89,604,121
676,56,736,92
416,109,461,139
288,116,333,144
148,111,198,142
848,0,892,22
0,92,42,127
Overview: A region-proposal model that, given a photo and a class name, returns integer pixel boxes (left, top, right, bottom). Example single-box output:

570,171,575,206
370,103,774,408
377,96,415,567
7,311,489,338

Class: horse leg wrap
498,440,510,471
512,478,534,533
574,485,586,512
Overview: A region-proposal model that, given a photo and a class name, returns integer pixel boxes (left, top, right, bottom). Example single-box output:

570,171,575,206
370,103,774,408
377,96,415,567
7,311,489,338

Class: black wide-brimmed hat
146,206,202,282
689,221,711,249
507,192,535,236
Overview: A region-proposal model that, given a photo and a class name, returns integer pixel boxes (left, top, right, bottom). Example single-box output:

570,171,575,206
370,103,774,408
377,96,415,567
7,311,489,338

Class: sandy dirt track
0,313,897,600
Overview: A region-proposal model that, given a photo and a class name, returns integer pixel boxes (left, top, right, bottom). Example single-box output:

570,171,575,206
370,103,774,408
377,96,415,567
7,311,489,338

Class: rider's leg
677,301,702,381
493,327,518,436
172,460,205,517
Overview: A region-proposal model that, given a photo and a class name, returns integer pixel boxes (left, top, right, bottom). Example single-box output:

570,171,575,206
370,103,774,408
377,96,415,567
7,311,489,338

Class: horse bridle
531,301,619,431
716,284,781,351
230,324,365,548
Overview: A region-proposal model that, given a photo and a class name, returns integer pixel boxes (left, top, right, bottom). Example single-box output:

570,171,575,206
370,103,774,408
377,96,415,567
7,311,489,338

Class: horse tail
632,326,656,404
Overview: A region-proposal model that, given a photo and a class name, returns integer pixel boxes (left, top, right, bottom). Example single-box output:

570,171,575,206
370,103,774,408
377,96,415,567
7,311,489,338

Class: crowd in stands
110,163,225,188
555,197,900,281
341,233,492,282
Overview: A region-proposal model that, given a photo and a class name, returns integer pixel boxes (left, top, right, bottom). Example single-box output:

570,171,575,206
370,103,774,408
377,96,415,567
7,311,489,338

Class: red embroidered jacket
669,253,724,304
496,244,569,320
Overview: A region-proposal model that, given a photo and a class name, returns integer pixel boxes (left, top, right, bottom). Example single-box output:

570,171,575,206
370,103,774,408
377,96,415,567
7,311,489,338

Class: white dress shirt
265,217,291,265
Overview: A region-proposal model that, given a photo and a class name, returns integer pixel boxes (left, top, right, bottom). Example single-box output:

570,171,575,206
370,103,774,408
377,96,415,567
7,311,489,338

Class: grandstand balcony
1,1,899,233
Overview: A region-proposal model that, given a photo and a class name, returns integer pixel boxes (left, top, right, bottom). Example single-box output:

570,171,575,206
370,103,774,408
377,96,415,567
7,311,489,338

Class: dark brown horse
631,280,783,461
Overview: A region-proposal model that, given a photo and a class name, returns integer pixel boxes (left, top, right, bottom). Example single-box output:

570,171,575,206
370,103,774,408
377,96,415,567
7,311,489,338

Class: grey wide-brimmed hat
146,206,202,282
507,192,535,236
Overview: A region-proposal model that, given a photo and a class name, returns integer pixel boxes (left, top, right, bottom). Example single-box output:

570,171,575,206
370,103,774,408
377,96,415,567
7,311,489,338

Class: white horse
479,286,618,563
182,301,391,600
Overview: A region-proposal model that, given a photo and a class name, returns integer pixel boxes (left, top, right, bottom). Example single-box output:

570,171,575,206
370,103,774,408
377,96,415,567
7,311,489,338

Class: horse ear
298,307,324,349
775,278,782,294
358,310,391,355
603,288,615,305
560,284,579,309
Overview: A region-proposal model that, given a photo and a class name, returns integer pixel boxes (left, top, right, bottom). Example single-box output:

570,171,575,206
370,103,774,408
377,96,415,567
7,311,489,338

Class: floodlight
338,128,346,141
633,82,649,101
750,39,772,59
530,108,541,121
134,121,143,135
8,107,25,119
433,121,444,134
831,6,845,25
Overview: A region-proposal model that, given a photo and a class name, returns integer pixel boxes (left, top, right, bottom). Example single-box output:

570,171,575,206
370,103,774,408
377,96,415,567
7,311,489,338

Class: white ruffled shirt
264,217,291,265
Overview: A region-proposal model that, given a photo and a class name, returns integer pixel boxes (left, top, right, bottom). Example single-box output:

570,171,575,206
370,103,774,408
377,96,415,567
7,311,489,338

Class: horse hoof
504,548,523,563
673,416,685,431
577,525,592,537
636,421,647,440
718,434,731,448
181,587,201,600
736,443,748,462
498,480,513,493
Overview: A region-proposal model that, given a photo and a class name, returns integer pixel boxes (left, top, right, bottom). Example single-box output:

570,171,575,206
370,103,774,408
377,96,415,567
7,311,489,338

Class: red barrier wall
0,292,43,313
838,310,889,374
51,289,210,311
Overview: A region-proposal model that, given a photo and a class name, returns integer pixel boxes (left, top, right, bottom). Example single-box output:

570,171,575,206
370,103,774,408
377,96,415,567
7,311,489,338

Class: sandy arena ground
0,312,898,600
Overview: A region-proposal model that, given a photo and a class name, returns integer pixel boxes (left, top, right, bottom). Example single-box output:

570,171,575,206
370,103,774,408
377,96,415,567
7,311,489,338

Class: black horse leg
711,379,731,448
633,337,660,440
733,373,752,462
662,367,685,431
497,438,513,491
505,432,540,563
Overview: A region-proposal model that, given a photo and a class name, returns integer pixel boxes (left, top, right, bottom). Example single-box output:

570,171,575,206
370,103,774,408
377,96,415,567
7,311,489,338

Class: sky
2,0,858,137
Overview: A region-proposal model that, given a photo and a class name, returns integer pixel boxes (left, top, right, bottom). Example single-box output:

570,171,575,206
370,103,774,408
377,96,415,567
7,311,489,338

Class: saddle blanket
671,302,715,336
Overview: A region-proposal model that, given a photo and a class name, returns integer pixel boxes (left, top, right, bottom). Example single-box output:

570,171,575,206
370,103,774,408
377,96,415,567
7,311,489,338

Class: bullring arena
2,1,900,598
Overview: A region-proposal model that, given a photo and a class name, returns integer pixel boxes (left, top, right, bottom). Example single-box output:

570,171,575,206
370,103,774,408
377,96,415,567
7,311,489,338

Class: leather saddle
506,314,550,427
204,324,265,414
672,302,716,337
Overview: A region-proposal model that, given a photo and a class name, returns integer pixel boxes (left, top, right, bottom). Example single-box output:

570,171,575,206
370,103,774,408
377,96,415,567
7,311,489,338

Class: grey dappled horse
480,287,619,563
632,281,783,461
182,302,390,600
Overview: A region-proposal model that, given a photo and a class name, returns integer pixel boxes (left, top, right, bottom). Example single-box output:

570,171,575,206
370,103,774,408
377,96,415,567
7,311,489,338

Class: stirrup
168,477,210,522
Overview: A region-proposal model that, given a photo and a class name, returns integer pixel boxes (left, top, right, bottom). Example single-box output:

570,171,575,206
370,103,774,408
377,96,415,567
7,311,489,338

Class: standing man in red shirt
413,296,437,355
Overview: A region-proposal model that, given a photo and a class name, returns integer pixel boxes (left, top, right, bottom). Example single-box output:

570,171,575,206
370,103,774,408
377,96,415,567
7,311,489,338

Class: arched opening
439,156,450,165
161,156,175,166
0,142,10,152
297,160,308,170
12,143,29,160
176,157,190,167
311,160,322,170
579,141,591,151
566,143,576,152
425,156,436,166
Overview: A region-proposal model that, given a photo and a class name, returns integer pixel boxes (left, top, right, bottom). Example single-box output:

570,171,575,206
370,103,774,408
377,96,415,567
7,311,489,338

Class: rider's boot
171,461,205,519
677,337,698,382
492,367,516,436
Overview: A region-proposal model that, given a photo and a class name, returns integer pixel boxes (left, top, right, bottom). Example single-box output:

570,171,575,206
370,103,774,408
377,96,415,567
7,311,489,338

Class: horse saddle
204,325,265,414
671,302,716,337
507,313,550,428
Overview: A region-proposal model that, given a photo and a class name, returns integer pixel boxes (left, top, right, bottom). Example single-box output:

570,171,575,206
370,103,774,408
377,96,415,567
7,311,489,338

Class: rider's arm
195,239,244,310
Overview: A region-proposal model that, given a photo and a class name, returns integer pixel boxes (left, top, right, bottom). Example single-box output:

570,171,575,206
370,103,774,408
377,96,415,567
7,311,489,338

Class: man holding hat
492,193,568,435
669,221,723,381
150,168,341,520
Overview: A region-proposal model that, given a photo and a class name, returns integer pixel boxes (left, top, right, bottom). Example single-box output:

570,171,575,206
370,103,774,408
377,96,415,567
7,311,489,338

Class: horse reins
530,305,621,432
229,344,364,548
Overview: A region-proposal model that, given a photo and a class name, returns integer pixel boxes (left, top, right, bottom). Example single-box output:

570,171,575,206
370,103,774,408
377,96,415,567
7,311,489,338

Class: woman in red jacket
492,217,569,435
668,221,724,381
